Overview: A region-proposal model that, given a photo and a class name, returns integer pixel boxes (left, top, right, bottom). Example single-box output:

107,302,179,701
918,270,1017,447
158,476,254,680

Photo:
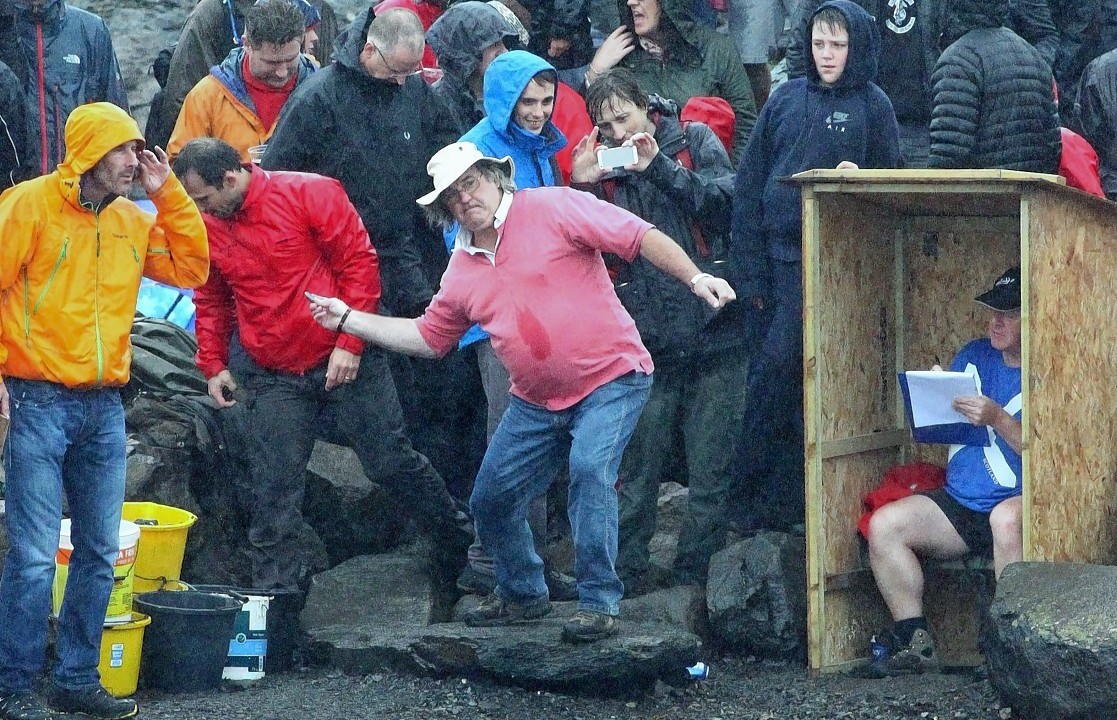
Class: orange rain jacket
166,47,317,162
0,102,210,389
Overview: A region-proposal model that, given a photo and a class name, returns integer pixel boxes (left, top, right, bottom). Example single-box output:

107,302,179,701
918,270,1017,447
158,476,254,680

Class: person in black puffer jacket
927,0,1061,173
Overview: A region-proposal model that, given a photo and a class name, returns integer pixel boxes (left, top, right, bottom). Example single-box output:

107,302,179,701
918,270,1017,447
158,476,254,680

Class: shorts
918,488,994,558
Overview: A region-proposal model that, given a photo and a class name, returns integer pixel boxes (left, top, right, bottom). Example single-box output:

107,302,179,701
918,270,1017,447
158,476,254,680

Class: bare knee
868,502,914,552
989,497,1022,548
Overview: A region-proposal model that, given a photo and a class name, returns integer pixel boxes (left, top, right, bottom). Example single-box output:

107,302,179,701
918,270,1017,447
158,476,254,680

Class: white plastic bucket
53,519,141,625
223,592,269,681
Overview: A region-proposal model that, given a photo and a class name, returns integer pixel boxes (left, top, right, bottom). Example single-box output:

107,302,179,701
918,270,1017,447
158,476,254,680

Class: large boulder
986,562,1117,720
302,553,436,633
303,442,411,565
706,532,807,660
310,615,702,696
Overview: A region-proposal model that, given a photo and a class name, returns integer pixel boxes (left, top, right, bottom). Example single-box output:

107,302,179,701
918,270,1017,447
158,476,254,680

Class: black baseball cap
975,266,1020,311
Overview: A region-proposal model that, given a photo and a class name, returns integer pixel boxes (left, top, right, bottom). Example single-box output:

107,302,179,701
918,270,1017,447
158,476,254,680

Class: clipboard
898,371,990,446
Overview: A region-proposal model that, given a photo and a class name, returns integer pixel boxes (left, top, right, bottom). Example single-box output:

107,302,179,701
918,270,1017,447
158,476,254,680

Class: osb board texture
1024,190,1117,563
819,574,891,670
822,450,899,574
899,216,1019,461
813,195,897,442
818,569,988,670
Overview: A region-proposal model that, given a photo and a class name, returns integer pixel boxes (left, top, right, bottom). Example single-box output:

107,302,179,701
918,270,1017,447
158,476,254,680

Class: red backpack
679,96,735,158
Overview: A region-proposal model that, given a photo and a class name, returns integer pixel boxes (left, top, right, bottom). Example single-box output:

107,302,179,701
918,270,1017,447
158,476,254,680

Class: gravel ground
133,659,1014,720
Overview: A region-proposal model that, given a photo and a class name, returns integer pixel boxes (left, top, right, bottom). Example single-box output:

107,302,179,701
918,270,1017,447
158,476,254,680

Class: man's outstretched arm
305,293,439,359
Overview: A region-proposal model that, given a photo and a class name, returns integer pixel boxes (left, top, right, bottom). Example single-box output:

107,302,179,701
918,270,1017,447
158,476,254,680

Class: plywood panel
820,576,891,669
823,451,900,573
815,195,897,442
1025,190,1117,564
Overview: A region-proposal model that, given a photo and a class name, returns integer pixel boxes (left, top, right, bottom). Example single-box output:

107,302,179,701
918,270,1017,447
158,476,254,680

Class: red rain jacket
193,166,379,377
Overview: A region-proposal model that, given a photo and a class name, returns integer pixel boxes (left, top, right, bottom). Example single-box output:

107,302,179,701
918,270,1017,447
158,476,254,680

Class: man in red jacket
173,137,472,591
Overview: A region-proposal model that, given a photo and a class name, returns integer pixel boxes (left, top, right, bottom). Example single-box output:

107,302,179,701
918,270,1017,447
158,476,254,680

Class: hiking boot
0,692,54,720
45,684,137,720
544,568,579,602
456,565,497,596
855,628,940,678
561,610,619,643
463,593,552,627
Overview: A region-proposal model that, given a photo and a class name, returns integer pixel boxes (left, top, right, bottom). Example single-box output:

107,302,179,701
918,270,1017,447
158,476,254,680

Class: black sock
893,617,929,645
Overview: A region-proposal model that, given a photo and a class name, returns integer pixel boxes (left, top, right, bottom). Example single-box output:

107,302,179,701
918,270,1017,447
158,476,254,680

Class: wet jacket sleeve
708,37,759,161
927,48,980,168
162,9,234,135
304,179,380,355
192,263,236,378
0,66,29,187
729,105,774,302
642,123,734,233
0,191,43,370
166,84,214,160
90,17,130,111
1075,60,1117,199
142,173,211,290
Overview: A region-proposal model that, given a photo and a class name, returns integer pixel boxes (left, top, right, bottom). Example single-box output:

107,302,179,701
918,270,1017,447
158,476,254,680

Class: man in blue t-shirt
863,266,1024,677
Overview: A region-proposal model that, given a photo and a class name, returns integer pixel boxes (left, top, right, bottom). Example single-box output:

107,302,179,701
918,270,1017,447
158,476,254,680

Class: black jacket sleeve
643,123,735,233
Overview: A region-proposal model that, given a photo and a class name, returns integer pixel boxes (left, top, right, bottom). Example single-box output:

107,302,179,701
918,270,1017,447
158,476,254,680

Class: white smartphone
597,145,639,170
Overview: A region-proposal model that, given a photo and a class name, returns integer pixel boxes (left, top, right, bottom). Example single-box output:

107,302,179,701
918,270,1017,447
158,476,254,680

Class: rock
303,442,410,566
986,562,1117,720
621,585,710,641
302,554,435,635
706,532,807,660
309,614,702,696
647,482,688,579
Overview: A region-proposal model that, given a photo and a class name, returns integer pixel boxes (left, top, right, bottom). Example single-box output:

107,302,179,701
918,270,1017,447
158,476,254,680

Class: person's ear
223,170,239,189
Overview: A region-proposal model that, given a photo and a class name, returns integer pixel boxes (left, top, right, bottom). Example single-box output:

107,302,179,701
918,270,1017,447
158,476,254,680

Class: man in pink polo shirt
306,141,735,643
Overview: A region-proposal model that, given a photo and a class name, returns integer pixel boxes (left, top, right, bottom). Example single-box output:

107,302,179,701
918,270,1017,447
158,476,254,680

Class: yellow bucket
121,502,198,593
52,519,140,624
98,612,151,697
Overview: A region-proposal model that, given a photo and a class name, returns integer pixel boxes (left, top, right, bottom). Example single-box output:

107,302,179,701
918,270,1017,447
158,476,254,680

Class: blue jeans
470,371,651,616
0,379,126,692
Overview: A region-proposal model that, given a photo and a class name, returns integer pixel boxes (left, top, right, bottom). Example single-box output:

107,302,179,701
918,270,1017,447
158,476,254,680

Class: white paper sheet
903,371,981,427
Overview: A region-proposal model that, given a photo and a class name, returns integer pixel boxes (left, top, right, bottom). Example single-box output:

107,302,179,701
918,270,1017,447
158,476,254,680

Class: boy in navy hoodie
730,0,901,531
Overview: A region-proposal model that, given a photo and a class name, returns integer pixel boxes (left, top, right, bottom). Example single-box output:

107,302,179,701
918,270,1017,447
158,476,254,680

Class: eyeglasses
441,172,483,205
374,45,422,79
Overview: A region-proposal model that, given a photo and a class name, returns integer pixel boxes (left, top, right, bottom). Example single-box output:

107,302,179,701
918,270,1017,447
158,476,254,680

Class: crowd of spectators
0,0,1114,715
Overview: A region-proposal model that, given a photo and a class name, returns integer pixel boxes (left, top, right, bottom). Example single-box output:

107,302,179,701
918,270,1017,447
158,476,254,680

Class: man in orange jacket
0,102,209,720
167,0,317,162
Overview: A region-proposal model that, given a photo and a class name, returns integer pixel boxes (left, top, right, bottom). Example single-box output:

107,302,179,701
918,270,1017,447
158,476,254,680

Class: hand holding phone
597,144,639,170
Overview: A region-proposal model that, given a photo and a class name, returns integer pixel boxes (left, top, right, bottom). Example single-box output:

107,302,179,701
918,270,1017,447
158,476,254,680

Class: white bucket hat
416,142,515,206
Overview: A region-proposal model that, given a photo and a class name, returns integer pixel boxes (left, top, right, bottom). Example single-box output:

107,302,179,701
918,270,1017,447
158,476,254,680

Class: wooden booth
797,170,1117,673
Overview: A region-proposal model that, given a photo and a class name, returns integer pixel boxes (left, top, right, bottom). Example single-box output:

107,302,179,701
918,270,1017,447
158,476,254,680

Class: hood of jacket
332,7,374,72
11,0,62,26
647,94,685,149
804,0,880,90
942,0,1007,47
427,1,518,82
210,46,317,109
616,0,707,62
482,50,564,147
59,102,142,182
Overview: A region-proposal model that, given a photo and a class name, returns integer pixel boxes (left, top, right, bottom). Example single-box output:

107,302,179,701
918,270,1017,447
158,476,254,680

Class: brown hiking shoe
561,610,619,643
463,593,551,626
857,628,941,678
